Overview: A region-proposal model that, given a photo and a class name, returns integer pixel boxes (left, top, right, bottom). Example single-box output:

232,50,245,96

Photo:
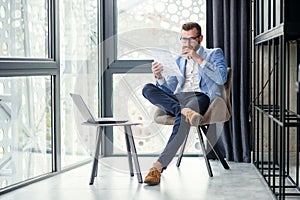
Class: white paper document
150,48,182,77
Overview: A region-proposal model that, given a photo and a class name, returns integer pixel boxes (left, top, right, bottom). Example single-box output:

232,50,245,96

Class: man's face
180,28,203,51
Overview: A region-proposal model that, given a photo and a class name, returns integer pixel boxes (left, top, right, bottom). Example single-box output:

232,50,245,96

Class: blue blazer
156,46,228,102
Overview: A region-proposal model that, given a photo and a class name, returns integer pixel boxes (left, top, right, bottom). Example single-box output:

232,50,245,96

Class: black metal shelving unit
252,0,300,199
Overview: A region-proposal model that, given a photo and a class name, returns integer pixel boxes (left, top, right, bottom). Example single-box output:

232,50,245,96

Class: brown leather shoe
144,167,161,185
186,110,203,126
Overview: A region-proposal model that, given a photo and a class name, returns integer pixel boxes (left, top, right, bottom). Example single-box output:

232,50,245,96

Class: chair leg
200,126,230,170
176,134,188,167
212,144,230,169
125,125,143,183
124,126,134,176
197,126,213,177
89,126,102,185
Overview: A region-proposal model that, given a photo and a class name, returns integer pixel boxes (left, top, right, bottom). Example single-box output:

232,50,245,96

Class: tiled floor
1,157,276,200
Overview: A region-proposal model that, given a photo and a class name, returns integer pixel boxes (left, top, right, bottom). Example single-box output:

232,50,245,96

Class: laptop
70,93,128,124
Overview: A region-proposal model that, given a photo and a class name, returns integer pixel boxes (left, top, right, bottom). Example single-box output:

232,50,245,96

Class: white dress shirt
181,58,201,92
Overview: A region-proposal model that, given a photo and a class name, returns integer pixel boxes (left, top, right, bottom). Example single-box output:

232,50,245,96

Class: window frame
0,0,60,194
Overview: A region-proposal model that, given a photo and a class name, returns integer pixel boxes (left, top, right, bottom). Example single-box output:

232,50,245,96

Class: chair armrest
200,97,231,125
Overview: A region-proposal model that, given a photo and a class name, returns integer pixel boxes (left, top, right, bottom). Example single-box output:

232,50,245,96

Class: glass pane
0,76,52,190
0,1,49,58
112,73,201,155
60,0,99,167
117,0,206,60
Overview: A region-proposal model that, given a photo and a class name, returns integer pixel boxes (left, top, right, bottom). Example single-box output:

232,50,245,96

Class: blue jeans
142,83,210,167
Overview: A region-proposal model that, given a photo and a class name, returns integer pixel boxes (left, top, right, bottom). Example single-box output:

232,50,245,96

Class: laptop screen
70,93,96,122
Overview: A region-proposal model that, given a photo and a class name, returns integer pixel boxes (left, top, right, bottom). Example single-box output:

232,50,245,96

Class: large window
0,0,102,191
0,1,49,58
111,0,207,156
0,76,52,189
59,0,99,167
0,0,54,192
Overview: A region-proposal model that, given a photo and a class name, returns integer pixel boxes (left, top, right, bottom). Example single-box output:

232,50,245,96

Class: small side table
82,121,143,185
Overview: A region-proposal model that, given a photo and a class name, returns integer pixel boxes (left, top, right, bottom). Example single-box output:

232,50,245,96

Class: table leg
124,126,134,176
89,126,102,185
125,125,143,183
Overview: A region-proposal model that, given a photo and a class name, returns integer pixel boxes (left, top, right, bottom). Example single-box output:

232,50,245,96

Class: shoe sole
144,181,160,186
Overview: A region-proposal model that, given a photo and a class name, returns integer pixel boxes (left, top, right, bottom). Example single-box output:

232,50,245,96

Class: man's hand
182,46,204,64
152,61,163,79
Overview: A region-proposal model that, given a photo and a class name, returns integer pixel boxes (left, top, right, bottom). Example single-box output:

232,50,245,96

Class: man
142,22,228,185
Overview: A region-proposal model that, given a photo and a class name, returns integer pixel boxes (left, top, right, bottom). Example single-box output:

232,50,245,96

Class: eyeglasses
180,36,199,42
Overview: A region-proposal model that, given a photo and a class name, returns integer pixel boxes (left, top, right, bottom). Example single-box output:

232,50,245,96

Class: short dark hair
182,22,202,36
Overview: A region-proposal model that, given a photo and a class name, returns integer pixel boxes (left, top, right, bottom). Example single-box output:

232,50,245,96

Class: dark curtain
206,0,251,162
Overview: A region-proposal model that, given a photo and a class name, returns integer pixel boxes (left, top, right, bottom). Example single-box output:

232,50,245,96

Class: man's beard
193,43,200,51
